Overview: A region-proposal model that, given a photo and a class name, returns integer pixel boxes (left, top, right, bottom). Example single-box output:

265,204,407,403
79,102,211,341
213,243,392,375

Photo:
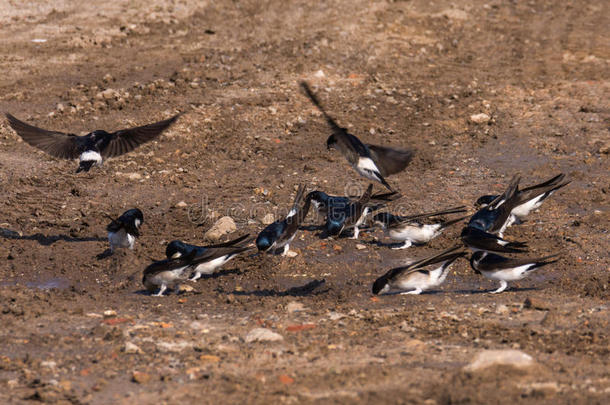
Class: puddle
26,278,71,290
1,277,71,290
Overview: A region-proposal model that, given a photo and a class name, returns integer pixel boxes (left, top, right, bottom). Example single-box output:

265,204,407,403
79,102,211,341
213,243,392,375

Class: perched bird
165,234,251,281
372,245,466,295
301,82,413,191
325,184,373,239
307,189,398,221
142,251,198,296
461,226,528,254
470,251,559,293
256,185,310,255
106,208,143,253
475,173,570,228
373,206,468,249
468,175,521,237
5,113,179,173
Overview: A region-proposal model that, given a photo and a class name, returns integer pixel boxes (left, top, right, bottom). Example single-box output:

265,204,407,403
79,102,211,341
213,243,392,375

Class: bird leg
154,284,167,296
401,288,423,295
281,244,290,256
491,280,508,294
350,227,360,240
392,240,412,250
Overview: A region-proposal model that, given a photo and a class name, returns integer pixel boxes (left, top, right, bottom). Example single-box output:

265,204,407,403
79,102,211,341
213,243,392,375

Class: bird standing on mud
373,206,467,249
300,82,413,191
5,113,180,173
470,251,560,294
165,234,252,281
306,189,398,222
324,183,374,240
475,173,570,230
106,208,144,253
256,185,310,255
372,246,466,295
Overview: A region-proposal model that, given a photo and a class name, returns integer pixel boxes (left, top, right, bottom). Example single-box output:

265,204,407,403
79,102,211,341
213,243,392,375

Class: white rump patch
79,150,102,163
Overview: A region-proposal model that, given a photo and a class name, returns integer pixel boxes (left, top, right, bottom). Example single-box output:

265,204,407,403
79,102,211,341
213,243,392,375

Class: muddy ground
0,0,608,403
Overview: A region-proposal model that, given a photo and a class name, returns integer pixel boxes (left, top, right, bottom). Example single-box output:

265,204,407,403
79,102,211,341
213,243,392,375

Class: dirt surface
0,0,609,403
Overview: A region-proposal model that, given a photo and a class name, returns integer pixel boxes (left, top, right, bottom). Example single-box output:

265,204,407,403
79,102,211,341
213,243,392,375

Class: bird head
475,195,497,208
307,191,328,207
165,240,189,259
123,208,144,227
326,135,337,150
372,276,390,295
325,218,344,237
255,234,272,252
372,212,391,229
89,130,110,140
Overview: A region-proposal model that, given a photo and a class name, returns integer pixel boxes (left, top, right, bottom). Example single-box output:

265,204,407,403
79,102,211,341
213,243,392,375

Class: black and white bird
325,184,374,239
461,226,528,254
307,189,398,222
468,175,521,237
373,206,468,249
301,82,413,191
6,113,179,173
475,173,570,229
256,185,310,255
165,234,251,281
106,208,143,253
372,245,466,295
470,251,559,293
142,251,198,296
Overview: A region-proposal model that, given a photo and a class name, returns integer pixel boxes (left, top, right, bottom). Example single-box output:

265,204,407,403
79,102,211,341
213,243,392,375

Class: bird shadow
452,286,539,295
1,228,106,246
221,279,328,297
195,268,243,280
96,249,113,260
378,289,446,296
299,224,324,231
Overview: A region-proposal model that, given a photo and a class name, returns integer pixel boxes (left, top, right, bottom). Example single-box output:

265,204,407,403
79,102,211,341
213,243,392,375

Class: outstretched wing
6,113,81,159
101,114,180,158
367,144,414,177
300,82,368,163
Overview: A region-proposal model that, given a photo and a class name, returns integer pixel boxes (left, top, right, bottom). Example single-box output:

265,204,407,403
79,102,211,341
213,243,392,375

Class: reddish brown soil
0,1,608,404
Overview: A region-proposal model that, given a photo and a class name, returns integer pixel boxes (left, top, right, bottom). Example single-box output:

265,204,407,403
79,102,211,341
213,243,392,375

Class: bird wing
515,175,570,205
382,245,465,280
520,173,565,193
461,227,528,253
477,252,560,271
204,234,252,248
191,245,251,264
6,113,81,159
143,250,197,277
100,114,180,157
400,206,468,222
300,82,368,164
366,144,414,177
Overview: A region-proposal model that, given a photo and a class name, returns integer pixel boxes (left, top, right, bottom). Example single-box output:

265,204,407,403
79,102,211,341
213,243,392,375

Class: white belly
355,157,382,181
79,150,103,165
193,255,233,275
389,224,441,244
482,264,535,282
148,267,188,288
511,194,545,218
394,271,436,291
108,229,135,250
